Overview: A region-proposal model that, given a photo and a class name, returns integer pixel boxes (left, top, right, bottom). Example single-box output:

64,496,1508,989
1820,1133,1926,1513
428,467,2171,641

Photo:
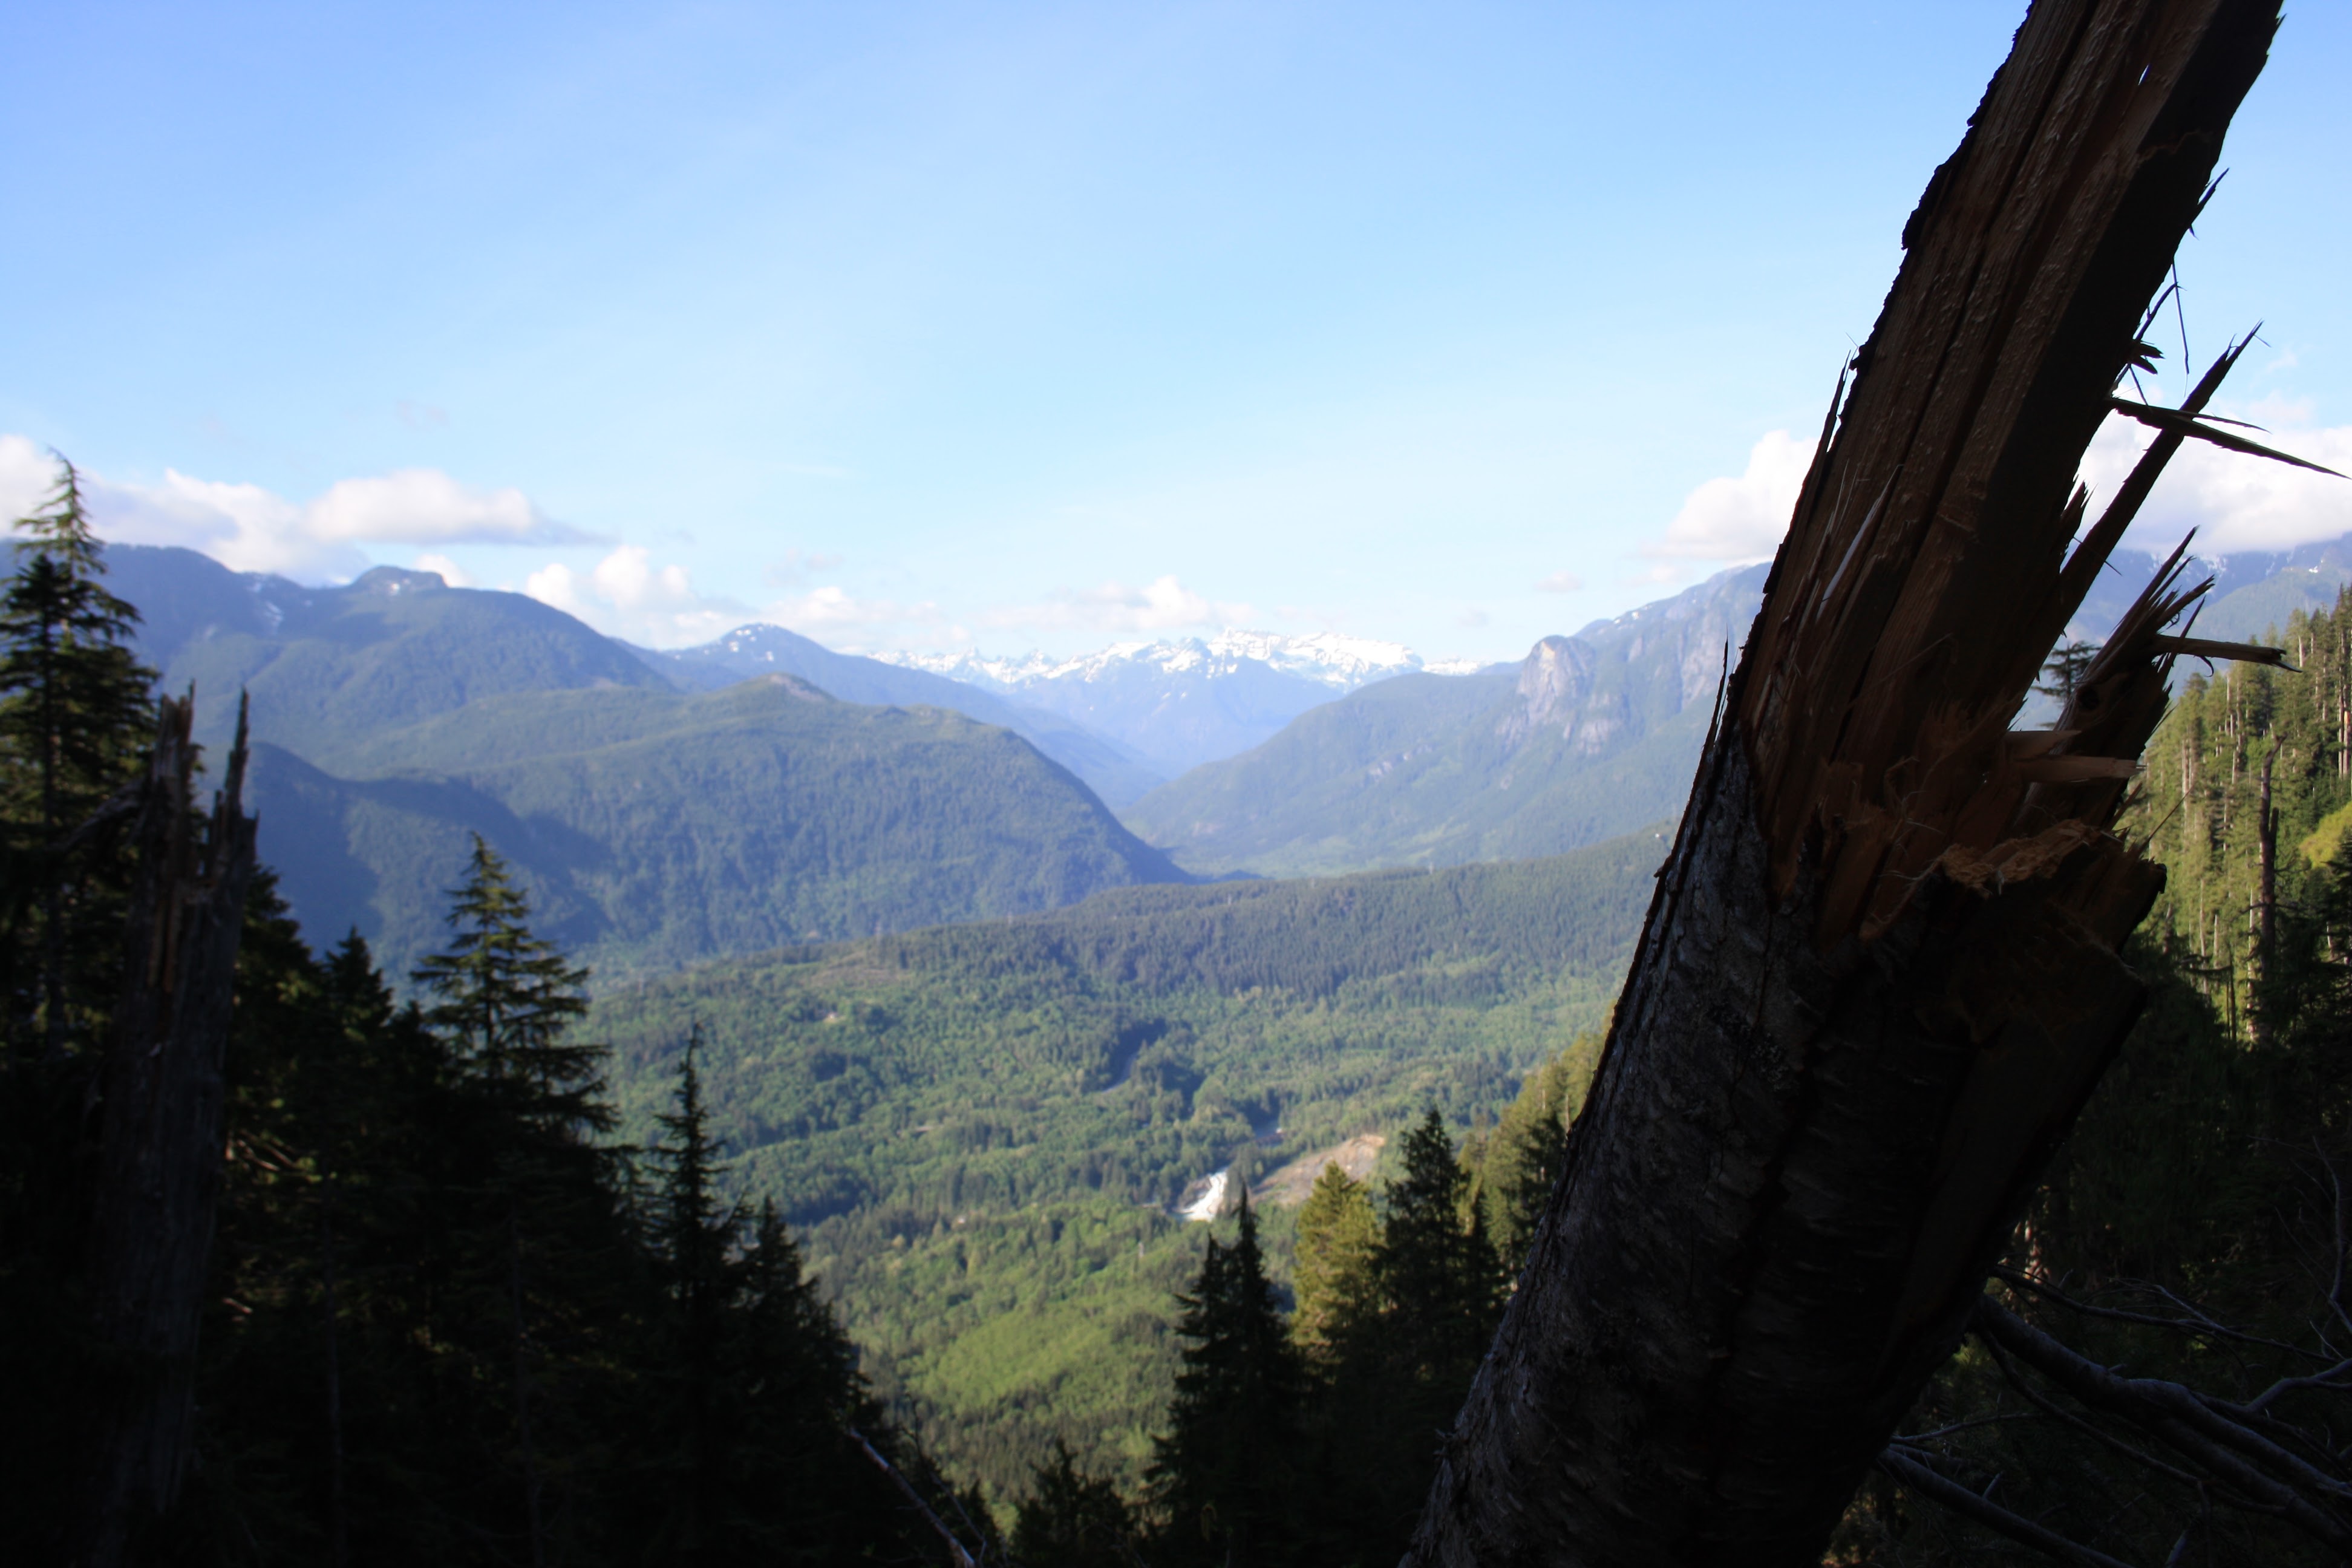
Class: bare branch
1992,1265,2328,1362
1975,1299,2352,1555
849,1429,976,1568
1878,1446,2143,1568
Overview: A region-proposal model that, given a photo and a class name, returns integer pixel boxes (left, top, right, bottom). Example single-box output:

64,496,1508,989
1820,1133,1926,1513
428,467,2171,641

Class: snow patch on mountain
875,629,1432,694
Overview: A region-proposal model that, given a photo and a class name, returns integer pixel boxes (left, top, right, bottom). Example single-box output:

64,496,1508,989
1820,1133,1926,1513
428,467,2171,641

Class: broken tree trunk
1406,3,2286,1564
76,694,258,1567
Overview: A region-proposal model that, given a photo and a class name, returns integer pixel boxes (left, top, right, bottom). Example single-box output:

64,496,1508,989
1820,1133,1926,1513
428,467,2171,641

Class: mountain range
1120,566,1765,877
107,547,1189,981
874,630,1473,779
626,622,1168,805
99,531,2352,983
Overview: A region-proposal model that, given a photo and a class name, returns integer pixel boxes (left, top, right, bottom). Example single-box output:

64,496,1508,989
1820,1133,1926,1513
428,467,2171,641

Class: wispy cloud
763,548,849,589
765,584,947,642
1535,569,1583,593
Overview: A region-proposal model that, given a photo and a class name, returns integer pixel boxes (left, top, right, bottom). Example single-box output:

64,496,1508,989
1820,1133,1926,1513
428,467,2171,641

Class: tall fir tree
414,836,625,1564
414,835,606,1132
1307,1111,1507,1561
645,1030,741,1562
1149,1191,1303,1567
1379,1108,1504,1390
0,454,155,1054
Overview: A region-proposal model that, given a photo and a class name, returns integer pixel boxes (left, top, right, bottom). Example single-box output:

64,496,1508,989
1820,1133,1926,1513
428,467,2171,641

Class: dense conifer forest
584,842,1647,1494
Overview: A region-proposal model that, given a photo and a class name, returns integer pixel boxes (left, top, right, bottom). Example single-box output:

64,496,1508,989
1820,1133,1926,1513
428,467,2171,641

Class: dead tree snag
76,693,258,1567
1405,3,2300,1563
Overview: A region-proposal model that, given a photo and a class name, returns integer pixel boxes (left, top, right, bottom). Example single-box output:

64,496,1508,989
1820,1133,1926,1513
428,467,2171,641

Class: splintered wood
1406,4,2322,1566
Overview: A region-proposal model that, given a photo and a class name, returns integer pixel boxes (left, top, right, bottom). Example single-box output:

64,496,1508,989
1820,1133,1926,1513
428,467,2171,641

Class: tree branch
1878,1446,2142,1568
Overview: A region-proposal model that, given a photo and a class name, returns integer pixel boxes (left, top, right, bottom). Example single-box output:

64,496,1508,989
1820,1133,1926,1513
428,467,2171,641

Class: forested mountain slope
111,549,671,760
1123,565,1763,875
630,621,1167,804
587,829,1666,1494
99,546,1189,978
251,676,1189,983
108,544,1155,803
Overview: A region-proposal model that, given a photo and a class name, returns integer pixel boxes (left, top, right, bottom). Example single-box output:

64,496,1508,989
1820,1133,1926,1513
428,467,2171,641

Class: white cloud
525,545,753,648
1647,429,1813,564
1535,569,1584,593
0,433,596,580
414,552,477,588
0,436,59,524
304,468,590,548
2079,402,2352,555
979,575,1252,635
1633,406,2352,572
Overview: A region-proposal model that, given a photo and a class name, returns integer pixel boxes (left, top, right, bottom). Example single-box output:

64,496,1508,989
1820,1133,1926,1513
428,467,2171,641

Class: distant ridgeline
1123,566,1766,877
586,832,1664,1495
106,547,1191,981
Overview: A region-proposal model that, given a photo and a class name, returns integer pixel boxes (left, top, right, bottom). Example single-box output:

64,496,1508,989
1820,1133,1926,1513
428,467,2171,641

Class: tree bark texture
1406,3,2280,1564
77,694,258,1567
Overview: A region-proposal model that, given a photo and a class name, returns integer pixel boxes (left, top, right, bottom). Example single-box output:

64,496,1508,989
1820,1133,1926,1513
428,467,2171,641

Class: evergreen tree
414,835,606,1132
1291,1161,1378,1358
1149,1192,1302,1567
414,837,627,1563
2035,636,2103,707
644,1032,739,1562
1481,1044,1590,1270
1379,1108,1504,1387
1013,1439,1137,1568
0,454,154,1053
1296,1111,1506,1562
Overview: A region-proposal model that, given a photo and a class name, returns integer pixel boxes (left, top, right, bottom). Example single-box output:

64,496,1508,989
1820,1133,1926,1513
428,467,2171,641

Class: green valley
587,831,1664,1494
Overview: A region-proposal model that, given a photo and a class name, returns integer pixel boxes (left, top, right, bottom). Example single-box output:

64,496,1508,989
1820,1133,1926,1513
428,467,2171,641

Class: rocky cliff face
1500,567,1763,754
1122,564,1770,878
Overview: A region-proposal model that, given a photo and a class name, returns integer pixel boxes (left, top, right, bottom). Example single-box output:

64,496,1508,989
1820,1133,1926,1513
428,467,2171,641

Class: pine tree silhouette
414,835,607,1133
1149,1191,1302,1566
0,454,155,1055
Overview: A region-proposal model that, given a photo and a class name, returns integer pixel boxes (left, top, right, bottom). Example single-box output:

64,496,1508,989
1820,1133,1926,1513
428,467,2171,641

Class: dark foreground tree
1149,1192,1304,1566
1013,1439,1140,1568
1407,2,2314,1562
0,455,154,1054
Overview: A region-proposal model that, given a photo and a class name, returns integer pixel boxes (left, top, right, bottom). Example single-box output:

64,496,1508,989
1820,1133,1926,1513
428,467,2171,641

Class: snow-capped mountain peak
874,629,1425,693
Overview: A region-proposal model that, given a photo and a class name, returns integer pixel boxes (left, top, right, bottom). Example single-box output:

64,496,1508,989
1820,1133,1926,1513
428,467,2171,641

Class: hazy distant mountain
1121,566,1767,877
632,622,1167,804
875,630,1466,777
100,546,1189,979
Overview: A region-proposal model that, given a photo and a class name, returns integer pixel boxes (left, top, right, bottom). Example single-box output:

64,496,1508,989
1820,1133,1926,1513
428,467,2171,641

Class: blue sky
3,2,2346,661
